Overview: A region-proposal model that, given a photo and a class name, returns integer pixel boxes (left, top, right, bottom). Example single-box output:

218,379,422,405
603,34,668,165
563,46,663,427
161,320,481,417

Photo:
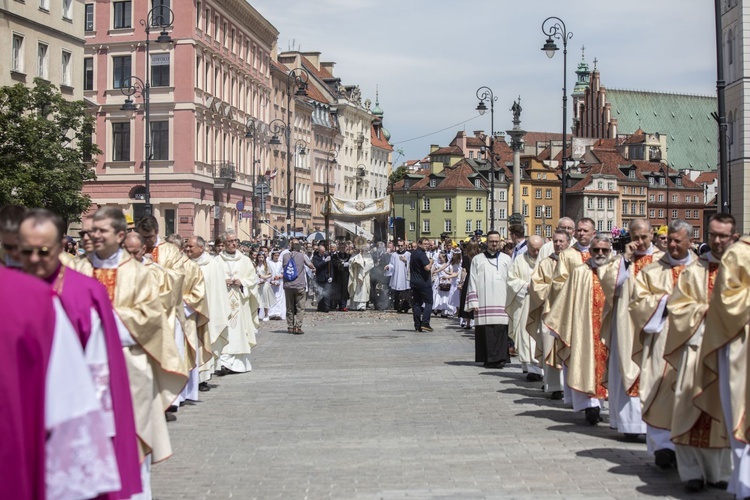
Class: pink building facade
83,0,278,240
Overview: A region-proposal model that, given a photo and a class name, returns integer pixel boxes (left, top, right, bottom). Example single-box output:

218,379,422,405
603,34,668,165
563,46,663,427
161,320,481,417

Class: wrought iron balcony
213,161,236,190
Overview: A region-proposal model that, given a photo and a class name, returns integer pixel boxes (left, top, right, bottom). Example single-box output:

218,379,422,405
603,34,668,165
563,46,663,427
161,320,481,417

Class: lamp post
283,67,311,238
324,148,337,245
244,119,263,238
475,86,497,230
267,118,290,234
662,160,670,225
292,139,307,233
120,7,173,217
541,16,573,218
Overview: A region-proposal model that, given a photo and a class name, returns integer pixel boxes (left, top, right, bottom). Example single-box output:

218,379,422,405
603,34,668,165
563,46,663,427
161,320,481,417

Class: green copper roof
606,89,717,171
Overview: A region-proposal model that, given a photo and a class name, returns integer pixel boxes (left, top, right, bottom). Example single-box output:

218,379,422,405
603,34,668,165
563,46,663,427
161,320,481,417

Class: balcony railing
213,161,236,190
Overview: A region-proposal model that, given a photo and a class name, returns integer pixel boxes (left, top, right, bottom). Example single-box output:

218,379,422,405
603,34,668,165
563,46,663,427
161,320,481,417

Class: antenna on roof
581,45,585,61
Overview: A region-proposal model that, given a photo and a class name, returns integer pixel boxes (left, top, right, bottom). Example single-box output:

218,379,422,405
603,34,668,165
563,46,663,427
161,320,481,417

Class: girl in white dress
431,253,451,316
255,253,276,321
446,251,463,317
266,250,286,320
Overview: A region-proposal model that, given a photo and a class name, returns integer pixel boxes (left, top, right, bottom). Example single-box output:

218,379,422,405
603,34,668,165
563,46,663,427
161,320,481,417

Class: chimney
300,51,321,70
321,61,335,76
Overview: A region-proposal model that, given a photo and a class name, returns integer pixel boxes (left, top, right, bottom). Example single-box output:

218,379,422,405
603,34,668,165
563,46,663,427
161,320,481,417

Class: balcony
213,161,236,190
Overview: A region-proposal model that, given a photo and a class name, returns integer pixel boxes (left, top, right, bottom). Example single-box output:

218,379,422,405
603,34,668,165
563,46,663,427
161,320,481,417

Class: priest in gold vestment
76,207,184,498
630,219,695,470
664,214,734,491
527,229,570,399
545,233,619,426
608,219,660,438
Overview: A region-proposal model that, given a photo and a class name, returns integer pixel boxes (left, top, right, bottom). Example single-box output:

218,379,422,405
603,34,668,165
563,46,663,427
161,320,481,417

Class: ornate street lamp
324,149,337,245
119,6,174,217
476,86,497,230
541,16,573,218
292,139,307,233
283,67,311,237
245,119,264,238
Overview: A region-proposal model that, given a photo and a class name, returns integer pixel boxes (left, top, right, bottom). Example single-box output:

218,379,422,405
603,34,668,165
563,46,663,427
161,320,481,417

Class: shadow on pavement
444,361,481,367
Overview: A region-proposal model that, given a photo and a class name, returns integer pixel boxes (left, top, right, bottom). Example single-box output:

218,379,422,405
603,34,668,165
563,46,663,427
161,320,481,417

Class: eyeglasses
227,239,240,244
708,231,732,241
20,245,58,257
79,231,90,238
590,248,611,254
1,243,18,252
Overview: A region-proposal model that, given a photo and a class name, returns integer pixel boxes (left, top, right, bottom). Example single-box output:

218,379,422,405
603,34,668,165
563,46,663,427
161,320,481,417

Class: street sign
236,201,244,211
254,182,270,196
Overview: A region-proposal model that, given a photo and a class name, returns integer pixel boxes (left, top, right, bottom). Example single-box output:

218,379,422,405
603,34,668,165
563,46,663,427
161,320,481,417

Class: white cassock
218,251,258,373
348,251,374,310
266,258,286,319
507,252,542,375
387,251,410,291
192,252,230,381
47,298,120,499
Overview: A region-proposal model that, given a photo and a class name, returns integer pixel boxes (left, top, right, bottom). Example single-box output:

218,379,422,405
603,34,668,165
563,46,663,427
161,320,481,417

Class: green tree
0,78,99,223
388,165,408,186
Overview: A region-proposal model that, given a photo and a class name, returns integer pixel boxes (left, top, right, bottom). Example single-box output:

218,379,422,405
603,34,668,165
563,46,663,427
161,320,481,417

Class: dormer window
474,179,481,189
429,178,437,188
659,177,666,186
404,179,411,190
676,177,682,186
648,176,655,185
628,169,636,179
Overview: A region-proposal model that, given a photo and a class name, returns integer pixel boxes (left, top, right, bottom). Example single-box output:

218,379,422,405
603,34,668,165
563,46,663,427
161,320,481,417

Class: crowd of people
3,200,750,498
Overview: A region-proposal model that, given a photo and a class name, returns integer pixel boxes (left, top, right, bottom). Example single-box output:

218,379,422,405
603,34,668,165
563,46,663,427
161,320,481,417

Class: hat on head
125,214,135,230
657,225,668,236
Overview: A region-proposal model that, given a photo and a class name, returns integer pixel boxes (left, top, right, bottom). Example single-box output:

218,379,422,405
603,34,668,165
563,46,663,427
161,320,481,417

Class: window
63,0,73,20
196,2,201,29
658,194,664,202
214,15,219,39
112,122,130,161
694,210,699,219
629,169,636,179
85,4,94,31
522,187,528,196
659,177,666,186
648,176,655,185
545,225,552,238
223,22,228,47
622,201,628,214
658,210,665,218
693,228,700,239
535,225,542,236
37,43,48,79
545,206,552,218
649,194,655,201
11,35,23,73
587,198,594,209
672,210,678,219
429,178,436,188
204,8,210,34
498,190,506,201
474,179,481,189
465,198,472,211
676,177,682,186
444,197,452,211
476,198,482,211
151,0,171,26
39,0,49,10
84,57,94,90
608,182,614,191
607,198,614,210
640,202,646,214
423,219,430,233
631,202,637,214
409,222,415,231
598,181,603,189
522,203,528,217
112,55,131,88
61,51,71,86
465,220,472,233
535,188,542,199
649,209,655,218
640,187,646,194
444,220,452,233
151,121,169,160
535,205,543,218
498,208,506,219
672,194,678,202
476,220,482,231
151,53,170,87
423,197,430,211
597,198,604,209
597,220,603,231
607,220,613,231
409,201,415,210
113,1,132,29
546,189,552,199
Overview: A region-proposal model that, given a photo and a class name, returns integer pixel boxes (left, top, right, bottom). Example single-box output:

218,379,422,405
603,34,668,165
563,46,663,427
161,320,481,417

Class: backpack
283,253,299,281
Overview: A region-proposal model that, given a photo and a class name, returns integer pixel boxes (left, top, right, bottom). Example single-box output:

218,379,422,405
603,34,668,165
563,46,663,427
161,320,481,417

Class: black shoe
584,407,601,425
166,405,178,413
685,479,705,492
654,448,677,469
623,433,645,443
483,361,507,369
708,481,728,490
294,328,305,335
420,325,434,332
165,412,176,422
550,391,564,400
526,373,543,382
216,367,229,377
199,382,210,392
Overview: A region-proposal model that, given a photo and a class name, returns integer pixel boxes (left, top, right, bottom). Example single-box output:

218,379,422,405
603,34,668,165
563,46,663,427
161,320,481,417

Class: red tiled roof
631,160,702,189
694,172,717,184
371,123,393,151
270,59,288,74
429,145,463,156
397,160,485,191
301,56,333,80
524,131,564,146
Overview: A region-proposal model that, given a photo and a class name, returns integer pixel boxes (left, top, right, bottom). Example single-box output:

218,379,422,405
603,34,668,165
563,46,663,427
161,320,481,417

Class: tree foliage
388,165,408,186
0,78,99,223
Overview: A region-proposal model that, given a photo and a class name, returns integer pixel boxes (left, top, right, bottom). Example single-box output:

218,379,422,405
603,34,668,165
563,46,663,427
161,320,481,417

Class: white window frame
465,220,472,233
61,50,72,86
409,222,415,231
535,205,543,218
535,188,542,199
423,219,430,233
62,0,73,20
12,34,24,73
40,0,50,11
476,198,483,211
423,197,430,211
444,197,452,211
37,42,49,79
649,209,655,218
465,198,472,211
444,219,452,233
476,220,482,231
672,209,678,219
545,206,552,218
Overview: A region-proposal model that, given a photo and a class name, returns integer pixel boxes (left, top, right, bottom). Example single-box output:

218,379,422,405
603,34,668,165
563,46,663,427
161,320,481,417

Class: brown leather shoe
294,328,305,335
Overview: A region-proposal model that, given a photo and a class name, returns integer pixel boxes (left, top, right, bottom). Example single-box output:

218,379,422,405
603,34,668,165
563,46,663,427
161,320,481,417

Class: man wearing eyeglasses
630,219,695,470
18,208,142,497
76,206,178,498
546,233,621,427
664,214,735,492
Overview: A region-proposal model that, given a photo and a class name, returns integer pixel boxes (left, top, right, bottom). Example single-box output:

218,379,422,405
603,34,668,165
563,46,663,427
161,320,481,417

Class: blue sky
250,0,717,166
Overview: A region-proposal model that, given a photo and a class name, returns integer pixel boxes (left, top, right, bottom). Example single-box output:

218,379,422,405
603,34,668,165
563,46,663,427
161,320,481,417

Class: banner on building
326,195,390,221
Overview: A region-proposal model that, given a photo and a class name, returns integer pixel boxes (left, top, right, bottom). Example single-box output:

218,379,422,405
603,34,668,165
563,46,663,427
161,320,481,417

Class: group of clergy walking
1,205,263,499
466,214,750,495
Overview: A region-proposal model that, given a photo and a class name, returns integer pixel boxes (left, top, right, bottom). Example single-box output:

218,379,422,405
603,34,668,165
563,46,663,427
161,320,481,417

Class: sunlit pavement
152,309,726,499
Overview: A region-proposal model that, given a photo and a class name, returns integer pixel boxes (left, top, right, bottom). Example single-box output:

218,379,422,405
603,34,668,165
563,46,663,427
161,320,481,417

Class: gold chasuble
527,254,558,364
545,258,619,398
665,254,727,448
77,252,185,462
695,237,750,444
630,253,690,431
551,245,590,300
614,249,663,398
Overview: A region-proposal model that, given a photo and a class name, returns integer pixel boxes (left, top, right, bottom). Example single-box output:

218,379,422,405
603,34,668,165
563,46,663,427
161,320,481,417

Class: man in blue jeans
410,237,434,332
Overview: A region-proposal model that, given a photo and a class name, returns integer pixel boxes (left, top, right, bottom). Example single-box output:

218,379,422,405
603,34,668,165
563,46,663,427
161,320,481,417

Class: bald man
507,235,545,381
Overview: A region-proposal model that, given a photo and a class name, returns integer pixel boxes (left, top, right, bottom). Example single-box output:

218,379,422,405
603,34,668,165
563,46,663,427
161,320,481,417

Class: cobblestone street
152,310,728,500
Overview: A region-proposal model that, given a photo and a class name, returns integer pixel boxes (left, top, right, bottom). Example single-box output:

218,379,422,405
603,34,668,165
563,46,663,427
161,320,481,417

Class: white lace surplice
46,298,121,499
